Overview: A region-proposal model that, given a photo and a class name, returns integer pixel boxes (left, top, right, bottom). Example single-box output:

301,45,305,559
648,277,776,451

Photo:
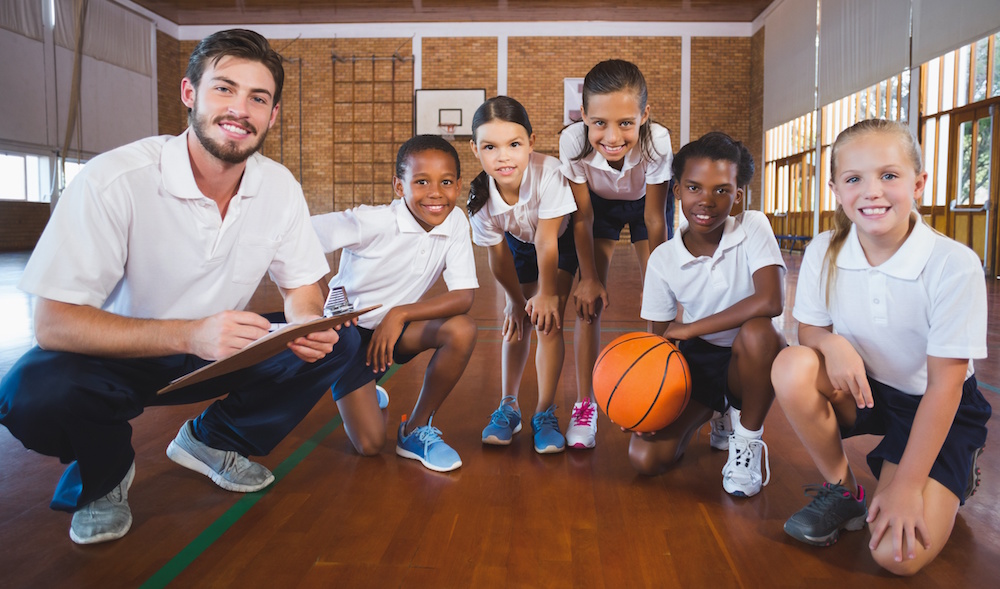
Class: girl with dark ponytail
557,59,674,449
468,96,579,455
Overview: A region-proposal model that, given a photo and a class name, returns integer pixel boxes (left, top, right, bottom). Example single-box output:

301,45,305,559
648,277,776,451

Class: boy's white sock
732,410,763,440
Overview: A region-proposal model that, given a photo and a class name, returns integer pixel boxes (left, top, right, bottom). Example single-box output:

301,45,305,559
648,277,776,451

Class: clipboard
157,304,379,395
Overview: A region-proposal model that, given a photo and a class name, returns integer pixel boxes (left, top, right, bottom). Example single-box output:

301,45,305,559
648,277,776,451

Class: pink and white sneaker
566,399,598,449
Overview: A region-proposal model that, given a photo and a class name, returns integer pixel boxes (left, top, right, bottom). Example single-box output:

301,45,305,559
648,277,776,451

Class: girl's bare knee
870,544,928,577
443,314,478,352
771,347,819,400
353,435,386,456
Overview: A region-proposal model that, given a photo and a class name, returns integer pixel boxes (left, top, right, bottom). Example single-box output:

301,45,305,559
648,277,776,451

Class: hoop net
439,124,457,141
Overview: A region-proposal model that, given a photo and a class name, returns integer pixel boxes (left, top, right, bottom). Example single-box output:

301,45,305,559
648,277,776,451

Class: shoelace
489,396,519,427
724,436,771,486
571,401,595,426
533,407,558,429
414,424,445,449
221,451,251,475
799,483,854,515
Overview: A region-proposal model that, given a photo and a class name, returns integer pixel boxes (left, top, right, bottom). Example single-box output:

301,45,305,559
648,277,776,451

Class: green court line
979,380,1000,395
140,365,399,589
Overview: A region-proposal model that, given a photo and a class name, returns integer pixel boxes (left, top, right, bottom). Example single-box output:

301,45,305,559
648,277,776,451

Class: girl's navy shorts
591,191,648,243
330,324,414,401
504,230,579,284
841,375,992,504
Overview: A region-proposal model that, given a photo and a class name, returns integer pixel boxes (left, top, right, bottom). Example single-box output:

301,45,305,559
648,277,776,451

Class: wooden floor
1,245,999,588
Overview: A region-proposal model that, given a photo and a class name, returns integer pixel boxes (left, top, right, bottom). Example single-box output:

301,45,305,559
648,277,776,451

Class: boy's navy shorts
841,375,991,504
504,229,579,284
591,191,648,243
330,324,416,401
678,337,739,414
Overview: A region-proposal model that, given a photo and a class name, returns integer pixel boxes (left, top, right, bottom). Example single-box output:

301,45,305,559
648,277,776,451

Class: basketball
592,332,691,432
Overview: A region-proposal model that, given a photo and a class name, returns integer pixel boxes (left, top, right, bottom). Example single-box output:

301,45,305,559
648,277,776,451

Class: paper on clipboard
157,304,379,395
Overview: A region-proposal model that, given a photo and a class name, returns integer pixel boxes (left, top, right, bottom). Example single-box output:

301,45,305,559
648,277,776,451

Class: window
763,71,909,218
0,150,85,203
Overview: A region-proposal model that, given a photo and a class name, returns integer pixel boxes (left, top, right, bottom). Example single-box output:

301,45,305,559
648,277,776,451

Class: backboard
414,89,487,138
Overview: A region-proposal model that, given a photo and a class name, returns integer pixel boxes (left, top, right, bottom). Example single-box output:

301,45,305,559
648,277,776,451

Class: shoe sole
69,465,135,545
166,442,274,493
534,442,566,454
482,422,522,445
783,513,867,547
568,441,596,449
395,446,462,472
965,446,984,501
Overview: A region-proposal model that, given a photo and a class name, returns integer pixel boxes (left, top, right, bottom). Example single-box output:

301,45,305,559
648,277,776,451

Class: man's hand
189,310,271,361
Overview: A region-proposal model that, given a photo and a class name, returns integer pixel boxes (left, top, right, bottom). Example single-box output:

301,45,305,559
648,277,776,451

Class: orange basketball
592,332,691,432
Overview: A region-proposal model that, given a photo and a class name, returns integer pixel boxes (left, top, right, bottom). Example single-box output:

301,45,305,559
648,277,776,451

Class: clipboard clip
323,286,355,317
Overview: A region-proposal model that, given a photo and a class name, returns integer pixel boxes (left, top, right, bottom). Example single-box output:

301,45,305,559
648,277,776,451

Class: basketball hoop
439,123,457,141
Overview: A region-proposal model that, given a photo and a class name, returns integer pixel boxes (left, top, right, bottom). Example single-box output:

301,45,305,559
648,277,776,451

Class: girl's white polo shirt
558,121,673,201
640,211,785,347
793,217,987,395
469,152,577,247
311,199,478,330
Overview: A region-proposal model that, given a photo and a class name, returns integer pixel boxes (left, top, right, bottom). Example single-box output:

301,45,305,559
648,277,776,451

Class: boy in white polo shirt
632,132,786,498
310,135,478,473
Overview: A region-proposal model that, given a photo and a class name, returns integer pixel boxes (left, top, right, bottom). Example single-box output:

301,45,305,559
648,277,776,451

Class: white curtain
819,0,911,106
55,0,152,76
0,0,43,41
763,0,819,130
913,0,1000,66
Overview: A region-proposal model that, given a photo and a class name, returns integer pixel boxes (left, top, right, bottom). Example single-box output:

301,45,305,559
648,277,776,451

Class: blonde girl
772,119,990,575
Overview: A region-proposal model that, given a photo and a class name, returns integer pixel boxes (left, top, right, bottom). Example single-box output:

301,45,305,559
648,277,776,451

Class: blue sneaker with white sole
482,396,522,445
376,384,389,410
531,405,565,454
395,415,462,472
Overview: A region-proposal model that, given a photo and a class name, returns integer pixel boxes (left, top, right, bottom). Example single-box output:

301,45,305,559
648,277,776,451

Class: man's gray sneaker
69,462,135,544
166,420,274,493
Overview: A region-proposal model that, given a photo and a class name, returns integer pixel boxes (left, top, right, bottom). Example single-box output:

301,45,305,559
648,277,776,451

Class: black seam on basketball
627,347,674,430
594,334,659,369
594,334,660,415
608,341,667,425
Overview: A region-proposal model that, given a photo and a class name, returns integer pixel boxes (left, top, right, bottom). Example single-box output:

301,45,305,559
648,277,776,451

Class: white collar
838,213,934,279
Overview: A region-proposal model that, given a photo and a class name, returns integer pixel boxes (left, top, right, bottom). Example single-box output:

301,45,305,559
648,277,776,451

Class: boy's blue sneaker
531,406,565,454
395,416,462,472
376,384,389,410
482,395,522,445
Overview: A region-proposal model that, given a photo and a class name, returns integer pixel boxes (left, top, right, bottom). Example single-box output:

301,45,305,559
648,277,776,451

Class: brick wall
157,30,186,137
0,202,49,252
748,28,765,209
690,37,750,142
690,36,751,214
508,37,682,158
155,32,767,216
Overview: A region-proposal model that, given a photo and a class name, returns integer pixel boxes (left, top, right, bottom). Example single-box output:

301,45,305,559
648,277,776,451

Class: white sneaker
709,407,738,450
566,400,598,449
721,432,770,497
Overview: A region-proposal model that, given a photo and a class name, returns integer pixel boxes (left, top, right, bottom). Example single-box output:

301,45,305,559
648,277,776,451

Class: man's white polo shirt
20,130,328,320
